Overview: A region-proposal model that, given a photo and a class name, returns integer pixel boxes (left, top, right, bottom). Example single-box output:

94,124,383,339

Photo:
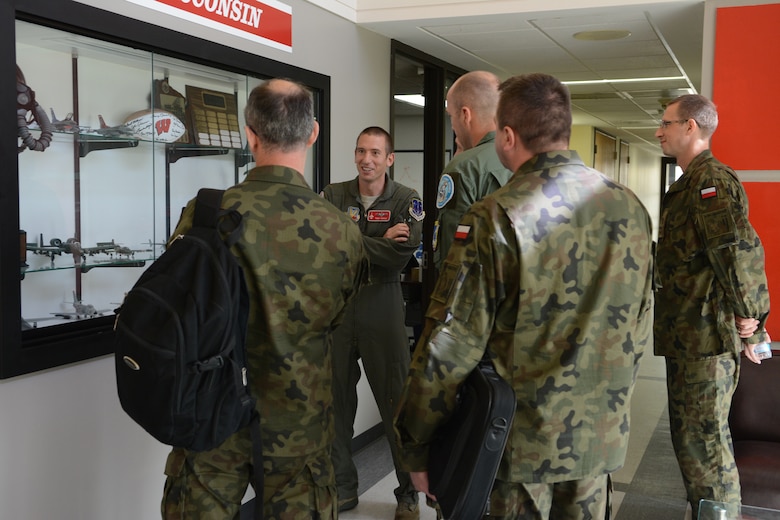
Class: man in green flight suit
394,73,654,519
323,126,424,520
434,70,513,272
654,94,771,518
161,79,367,520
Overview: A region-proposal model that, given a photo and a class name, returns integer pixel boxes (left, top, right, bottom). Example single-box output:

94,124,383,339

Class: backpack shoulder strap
194,187,261,520
193,188,244,248
193,188,224,229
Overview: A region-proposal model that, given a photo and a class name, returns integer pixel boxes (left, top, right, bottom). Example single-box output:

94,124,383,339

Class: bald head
446,71,501,150
244,78,316,152
448,71,501,123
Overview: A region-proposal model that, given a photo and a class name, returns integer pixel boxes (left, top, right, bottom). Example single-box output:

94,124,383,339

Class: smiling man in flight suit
323,126,424,519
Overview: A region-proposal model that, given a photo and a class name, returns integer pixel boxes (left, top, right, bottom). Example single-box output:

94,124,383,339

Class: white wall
2,2,388,519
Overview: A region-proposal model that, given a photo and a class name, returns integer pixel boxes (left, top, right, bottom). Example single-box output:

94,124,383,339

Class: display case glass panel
3,1,328,378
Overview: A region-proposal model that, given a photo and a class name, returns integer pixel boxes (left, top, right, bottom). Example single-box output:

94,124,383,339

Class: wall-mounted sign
127,0,292,52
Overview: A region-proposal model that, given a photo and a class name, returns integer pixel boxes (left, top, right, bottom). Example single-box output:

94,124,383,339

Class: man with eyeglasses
654,94,771,518
323,126,424,519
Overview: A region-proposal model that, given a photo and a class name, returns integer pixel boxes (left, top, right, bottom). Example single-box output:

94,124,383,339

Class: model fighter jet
26,234,150,265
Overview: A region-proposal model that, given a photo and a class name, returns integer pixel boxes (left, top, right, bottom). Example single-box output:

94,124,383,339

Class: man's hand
384,222,410,242
410,471,436,501
735,316,759,339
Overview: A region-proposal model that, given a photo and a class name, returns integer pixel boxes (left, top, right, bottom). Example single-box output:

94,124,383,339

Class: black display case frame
1,0,331,378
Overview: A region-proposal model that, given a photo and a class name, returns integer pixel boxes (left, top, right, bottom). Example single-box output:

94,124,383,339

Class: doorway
390,41,465,318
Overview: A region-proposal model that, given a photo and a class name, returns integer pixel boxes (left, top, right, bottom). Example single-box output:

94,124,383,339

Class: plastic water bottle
754,343,772,360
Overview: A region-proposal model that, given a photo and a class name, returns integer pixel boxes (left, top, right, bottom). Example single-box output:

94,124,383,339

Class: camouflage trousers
665,354,741,518
161,427,337,519
485,475,609,519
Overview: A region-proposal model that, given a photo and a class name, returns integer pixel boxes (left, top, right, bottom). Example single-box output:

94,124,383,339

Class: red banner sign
128,0,292,52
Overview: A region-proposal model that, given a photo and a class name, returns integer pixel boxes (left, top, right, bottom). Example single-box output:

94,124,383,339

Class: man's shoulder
445,141,510,178
323,179,354,194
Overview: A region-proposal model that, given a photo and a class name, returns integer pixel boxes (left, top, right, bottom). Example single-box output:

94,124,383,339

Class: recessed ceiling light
394,94,425,108
562,76,687,86
573,30,631,41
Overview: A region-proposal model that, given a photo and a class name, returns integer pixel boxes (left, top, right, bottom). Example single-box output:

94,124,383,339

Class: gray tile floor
343,354,693,520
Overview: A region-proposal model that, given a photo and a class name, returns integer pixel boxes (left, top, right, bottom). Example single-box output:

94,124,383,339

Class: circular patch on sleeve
436,174,455,209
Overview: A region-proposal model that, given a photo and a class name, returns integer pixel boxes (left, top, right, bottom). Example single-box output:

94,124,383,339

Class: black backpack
114,189,263,517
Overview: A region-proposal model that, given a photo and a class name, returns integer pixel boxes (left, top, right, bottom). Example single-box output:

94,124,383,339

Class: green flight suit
395,151,654,519
654,150,770,518
433,131,513,271
161,166,367,520
323,175,424,506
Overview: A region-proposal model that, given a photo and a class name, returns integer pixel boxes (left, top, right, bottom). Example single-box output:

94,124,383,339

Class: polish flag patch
700,186,717,199
454,225,471,240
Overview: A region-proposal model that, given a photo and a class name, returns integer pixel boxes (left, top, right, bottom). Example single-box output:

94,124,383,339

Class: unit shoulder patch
436,174,455,209
409,198,425,221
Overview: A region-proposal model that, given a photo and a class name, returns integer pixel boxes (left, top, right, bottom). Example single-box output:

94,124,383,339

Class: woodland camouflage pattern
654,150,770,517
162,165,367,518
654,149,770,357
394,151,654,485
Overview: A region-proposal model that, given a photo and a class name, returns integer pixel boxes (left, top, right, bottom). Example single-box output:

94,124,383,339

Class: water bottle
754,343,772,360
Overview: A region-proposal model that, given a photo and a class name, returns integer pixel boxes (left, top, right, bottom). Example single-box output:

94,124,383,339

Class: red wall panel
712,4,780,170
743,183,778,335
714,4,779,335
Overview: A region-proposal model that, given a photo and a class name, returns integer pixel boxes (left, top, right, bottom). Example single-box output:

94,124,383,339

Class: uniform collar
667,149,714,193
245,165,311,190
347,173,397,203
517,150,585,175
474,131,496,148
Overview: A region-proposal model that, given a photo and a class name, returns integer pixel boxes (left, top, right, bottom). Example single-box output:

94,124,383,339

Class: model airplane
26,235,85,264
49,109,87,133
52,292,111,320
26,109,87,134
88,115,137,139
22,292,112,329
26,234,152,265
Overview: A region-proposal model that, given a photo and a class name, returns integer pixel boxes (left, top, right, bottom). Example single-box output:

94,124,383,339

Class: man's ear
498,124,516,152
461,105,472,127
307,120,320,147
245,125,258,150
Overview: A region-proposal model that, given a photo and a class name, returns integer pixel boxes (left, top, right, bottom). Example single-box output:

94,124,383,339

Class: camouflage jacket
654,150,770,358
433,132,513,271
394,151,654,483
173,165,367,457
323,174,423,283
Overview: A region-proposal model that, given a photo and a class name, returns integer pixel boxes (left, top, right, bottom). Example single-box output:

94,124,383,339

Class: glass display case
1,0,330,378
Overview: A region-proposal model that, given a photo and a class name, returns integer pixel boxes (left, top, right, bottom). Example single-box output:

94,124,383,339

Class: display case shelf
78,135,139,157
166,143,230,164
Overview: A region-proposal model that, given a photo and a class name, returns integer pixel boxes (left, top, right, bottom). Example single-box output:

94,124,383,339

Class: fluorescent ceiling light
562,76,687,86
394,94,425,107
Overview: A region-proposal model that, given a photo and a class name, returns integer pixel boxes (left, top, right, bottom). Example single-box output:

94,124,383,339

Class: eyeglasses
658,119,689,129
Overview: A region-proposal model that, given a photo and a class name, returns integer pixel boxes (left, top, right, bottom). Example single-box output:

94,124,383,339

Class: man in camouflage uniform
394,73,654,520
323,127,424,519
434,70,513,272
654,94,771,518
161,79,367,520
